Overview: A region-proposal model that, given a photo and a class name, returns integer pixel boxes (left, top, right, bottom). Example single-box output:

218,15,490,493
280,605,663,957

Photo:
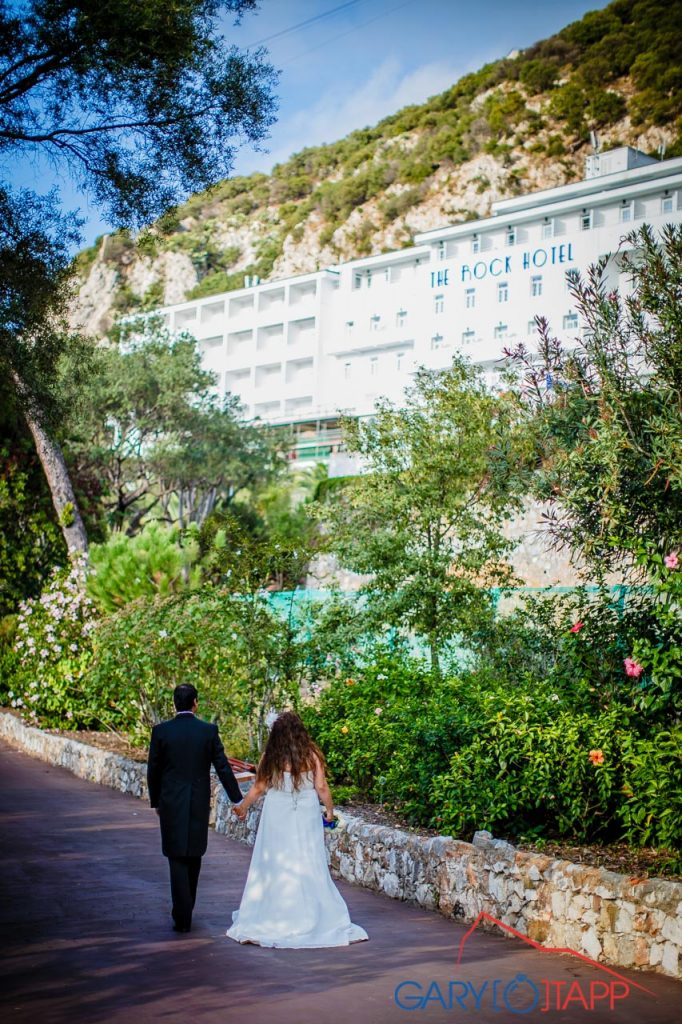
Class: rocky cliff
71,0,682,337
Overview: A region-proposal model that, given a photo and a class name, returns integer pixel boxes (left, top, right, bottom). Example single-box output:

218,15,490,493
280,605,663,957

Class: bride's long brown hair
257,712,326,791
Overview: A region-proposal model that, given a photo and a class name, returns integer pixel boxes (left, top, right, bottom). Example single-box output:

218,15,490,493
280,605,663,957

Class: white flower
66,710,73,720
70,643,78,652
29,681,38,689
374,707,383,716
377,673,387,681
265,710,280,729
158,629,169,639
39,649,49,658
550,693,560,702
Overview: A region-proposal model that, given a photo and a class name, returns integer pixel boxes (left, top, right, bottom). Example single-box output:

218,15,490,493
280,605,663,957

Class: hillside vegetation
73,0,682,335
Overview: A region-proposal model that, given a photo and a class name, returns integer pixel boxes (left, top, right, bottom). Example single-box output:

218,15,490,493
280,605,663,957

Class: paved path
0,741,679,1024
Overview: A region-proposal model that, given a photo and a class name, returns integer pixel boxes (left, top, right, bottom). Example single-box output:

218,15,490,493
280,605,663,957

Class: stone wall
2,712,680,980
0,710,148,797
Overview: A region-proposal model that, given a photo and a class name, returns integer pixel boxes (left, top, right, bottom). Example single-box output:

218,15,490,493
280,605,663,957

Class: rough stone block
661,942,679,976
661,915,682,946
581,926,602,961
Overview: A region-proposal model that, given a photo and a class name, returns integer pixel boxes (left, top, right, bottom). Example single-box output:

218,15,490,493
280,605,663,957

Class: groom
147,683,244,933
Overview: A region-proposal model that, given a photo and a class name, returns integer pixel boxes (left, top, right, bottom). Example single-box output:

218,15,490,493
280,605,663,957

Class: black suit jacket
147,714,243,857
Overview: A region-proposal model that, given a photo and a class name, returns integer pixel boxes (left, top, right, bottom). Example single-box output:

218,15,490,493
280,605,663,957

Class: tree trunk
429,632,441,678
23,404,89,557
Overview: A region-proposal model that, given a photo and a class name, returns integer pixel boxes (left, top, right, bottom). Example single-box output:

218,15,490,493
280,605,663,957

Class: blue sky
7,0,609,247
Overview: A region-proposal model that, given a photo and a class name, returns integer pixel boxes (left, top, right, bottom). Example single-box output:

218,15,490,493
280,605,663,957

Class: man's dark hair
174,684,198,712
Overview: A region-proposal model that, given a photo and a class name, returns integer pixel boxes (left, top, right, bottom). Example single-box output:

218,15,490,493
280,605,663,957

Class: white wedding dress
226,771,368,948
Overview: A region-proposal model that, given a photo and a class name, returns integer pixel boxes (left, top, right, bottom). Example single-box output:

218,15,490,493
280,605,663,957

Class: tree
1,1,276,556
0,390,66,616
0,2,276,226
0,187,91,553
320,359,522,675
61,319,282,534
506,224,682,580
198,511,313,750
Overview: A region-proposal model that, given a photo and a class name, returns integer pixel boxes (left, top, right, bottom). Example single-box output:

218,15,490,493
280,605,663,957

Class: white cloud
235,56,471,175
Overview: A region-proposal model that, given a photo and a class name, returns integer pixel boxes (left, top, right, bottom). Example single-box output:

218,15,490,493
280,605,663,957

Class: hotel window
437,240,447,261
461,329,475,345
396,351,405,371
344,361,351,379
431,333,444,350
563,312,579,331
370,356,378,376
620,201,633,223
527,319,537,336
471,235,480,254
531,275,543,298
396,309,407,328
661,194,674,214
465,288,476,309
581,209,592,231
353,273,362,290
541,218,554,240
434,294,445,314
497,282,509,303
384,267,391,283
366,270,373,288
370,314,381,331
493,323,508,341
345,320,355,334
506,226,516,246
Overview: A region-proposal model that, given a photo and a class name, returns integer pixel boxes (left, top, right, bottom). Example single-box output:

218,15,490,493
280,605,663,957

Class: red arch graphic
456,911,656,997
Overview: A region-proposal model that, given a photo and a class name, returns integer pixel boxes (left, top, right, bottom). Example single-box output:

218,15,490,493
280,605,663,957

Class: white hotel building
157,148,682,465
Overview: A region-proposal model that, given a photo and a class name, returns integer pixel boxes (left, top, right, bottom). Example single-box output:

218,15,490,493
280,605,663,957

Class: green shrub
432,695,633,842
618,729,682,858
380,187,421,223
186,268,249,299
518,58,558,94
588,88,626,126
89,587,301,749
87,523,200,614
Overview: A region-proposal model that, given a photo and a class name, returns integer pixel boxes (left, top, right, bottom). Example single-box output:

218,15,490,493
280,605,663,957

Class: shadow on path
0,742,678,1024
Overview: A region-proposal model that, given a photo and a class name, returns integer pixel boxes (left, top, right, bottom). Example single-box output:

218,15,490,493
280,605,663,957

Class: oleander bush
10,557,98,728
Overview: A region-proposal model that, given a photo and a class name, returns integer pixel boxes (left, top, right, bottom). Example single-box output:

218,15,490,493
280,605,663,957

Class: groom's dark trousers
147,712,243,931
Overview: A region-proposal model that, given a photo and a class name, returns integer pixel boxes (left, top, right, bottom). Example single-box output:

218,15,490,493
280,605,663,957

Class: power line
249,0,365,48
282,0,415,66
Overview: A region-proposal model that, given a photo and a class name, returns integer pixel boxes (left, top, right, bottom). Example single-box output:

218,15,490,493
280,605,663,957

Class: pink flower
624,657,644,678
374,707,383,716
569,621,584,633
664,552,679,569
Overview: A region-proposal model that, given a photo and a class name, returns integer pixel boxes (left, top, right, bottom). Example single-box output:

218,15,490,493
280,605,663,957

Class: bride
226,711,368,948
